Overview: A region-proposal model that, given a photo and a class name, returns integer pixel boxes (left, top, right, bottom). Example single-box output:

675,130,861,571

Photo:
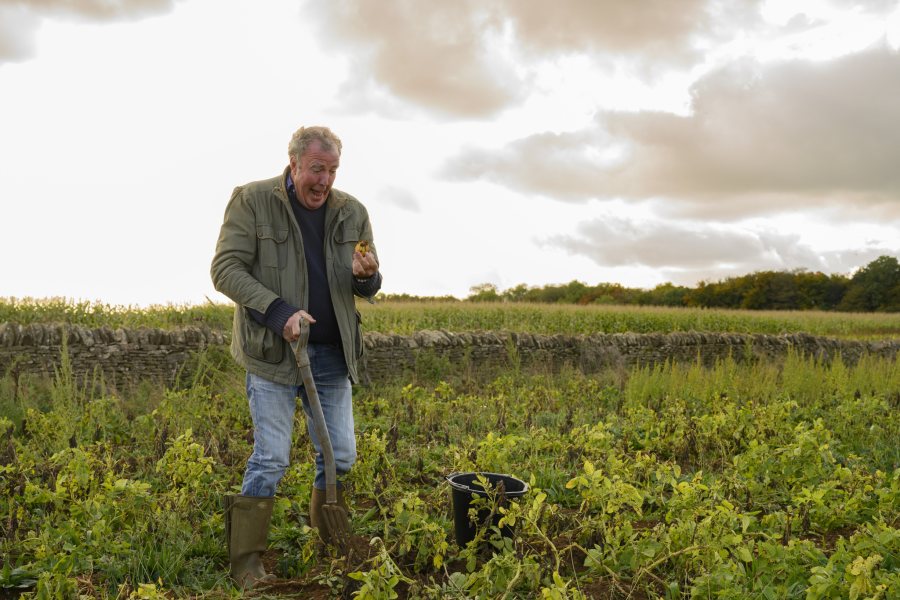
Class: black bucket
447,472,529,547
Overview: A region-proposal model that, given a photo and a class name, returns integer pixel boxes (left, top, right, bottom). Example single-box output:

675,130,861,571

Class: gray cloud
441,45,900,218
10,0,178,19
310,0,766,118
499,0,754,65
376,186,421,213
830,0,898,12
309,1,900,119
0,4,40,62
544,215,898,286
0,0,180,63
546,217,788,269
310,1,520,118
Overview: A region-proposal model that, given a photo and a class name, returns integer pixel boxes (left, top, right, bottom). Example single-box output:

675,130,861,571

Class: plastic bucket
447,472,529,547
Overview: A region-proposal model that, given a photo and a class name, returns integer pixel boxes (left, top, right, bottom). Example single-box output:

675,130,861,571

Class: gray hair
287,126,342,160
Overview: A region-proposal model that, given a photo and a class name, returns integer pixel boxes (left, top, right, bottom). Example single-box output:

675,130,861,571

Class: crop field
4,297,900,339
1,301,899,598
356,302,900,339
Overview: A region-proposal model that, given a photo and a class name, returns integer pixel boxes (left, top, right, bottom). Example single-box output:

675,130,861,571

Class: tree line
458,255,900,312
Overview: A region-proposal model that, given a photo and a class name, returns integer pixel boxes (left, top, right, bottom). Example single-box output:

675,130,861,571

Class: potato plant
0,339,898,598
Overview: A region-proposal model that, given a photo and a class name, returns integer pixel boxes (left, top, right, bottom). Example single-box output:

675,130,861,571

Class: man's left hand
353,248,379,279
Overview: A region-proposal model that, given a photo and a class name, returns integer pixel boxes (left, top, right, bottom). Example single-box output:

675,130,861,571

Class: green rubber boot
224,495,277,589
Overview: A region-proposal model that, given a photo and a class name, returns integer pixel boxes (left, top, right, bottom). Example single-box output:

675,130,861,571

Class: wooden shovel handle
291,318,339,504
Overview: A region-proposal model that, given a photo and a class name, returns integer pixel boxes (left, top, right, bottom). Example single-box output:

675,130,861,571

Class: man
211,126,381,588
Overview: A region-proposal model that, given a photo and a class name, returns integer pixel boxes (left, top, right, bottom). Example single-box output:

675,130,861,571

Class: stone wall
1,322,898,387
362,330,900,381
0,322,228,387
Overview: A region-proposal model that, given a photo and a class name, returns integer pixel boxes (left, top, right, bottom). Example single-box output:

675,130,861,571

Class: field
4,297,900,339
1,300,899,598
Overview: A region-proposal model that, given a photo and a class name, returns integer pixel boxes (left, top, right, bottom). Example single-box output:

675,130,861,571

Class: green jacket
211,167,381,385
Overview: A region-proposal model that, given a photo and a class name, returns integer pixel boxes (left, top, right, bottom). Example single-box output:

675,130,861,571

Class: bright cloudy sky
2,0,899,306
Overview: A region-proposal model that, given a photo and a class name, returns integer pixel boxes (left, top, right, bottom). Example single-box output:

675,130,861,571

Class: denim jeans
240,343,355,497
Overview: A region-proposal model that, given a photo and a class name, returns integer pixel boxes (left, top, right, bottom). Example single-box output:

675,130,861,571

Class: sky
1,0,899,306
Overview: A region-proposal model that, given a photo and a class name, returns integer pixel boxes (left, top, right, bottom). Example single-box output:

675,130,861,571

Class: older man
211,126,381,587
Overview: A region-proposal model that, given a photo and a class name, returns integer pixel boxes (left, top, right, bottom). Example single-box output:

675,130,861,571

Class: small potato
355,240,370,256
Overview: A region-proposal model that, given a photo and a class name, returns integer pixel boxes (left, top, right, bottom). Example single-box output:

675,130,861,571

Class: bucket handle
447,472,515,479
446,472,519,494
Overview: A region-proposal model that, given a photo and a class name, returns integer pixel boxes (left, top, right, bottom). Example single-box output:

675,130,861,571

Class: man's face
289,139,340,210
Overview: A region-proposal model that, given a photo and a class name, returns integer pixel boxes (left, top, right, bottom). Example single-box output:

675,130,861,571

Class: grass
3,297,900,340
0,297,233,330
357,301,900,339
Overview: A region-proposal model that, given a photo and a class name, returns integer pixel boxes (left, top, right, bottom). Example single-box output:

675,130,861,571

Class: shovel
291,317,351,554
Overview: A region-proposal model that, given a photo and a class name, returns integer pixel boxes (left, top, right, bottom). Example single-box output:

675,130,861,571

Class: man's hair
288,126,342,159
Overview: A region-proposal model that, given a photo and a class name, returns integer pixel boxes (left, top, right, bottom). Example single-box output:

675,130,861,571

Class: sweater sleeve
248,298,300,336
352,270,383,300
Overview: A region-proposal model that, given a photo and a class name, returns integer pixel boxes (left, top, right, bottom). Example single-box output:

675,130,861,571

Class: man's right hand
283,310,316,342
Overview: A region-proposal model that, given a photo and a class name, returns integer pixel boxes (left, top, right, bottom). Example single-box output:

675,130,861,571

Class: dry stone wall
0,322,227,387
362,330,900,380
1,322,898,386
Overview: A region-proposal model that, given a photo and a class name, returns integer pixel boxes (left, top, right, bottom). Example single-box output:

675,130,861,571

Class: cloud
376,186,421,212
310,1,521,118
0,0,181,63
440,45,900,218
499,0,755,64
545,216,792,269
310,0,766,118
824,0,897,14
0,4,41,62
544,215,898,286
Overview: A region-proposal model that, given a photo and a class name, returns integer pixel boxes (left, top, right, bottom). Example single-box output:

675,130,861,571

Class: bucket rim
446,471,529,495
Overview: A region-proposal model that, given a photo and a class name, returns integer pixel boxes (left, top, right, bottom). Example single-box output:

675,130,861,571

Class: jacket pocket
335,225,363,269
242,311,284,364
257,225,289,269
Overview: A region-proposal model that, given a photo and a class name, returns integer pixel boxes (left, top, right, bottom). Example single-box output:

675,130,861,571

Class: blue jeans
240,343,355,497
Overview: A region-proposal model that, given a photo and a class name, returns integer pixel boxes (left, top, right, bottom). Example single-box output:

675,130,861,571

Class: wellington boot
309,487,349,545
224,494,277,590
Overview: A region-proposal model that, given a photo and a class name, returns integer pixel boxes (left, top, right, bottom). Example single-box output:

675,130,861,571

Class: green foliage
389,493,450,571
348,539,414,599
1,304,899,597
358,300,900,339
468,283,502,303
5,292,900,339
839,255,900,312
685,257,900,313
459,255,900,313
0,296,233,329
566,461,645,517
0,561,38,591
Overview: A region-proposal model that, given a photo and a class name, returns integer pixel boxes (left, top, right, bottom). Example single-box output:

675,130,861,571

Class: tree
741,271,801,310
637,283,691,307
793,271,848,310
838,255,900,312
501,284,531,302
686,276,753,308
467,283,501,302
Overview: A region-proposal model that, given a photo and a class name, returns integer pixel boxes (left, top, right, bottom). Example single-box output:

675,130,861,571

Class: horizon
2,251,896,310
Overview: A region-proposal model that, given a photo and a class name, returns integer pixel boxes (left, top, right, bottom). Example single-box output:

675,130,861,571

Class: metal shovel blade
291,319,352,554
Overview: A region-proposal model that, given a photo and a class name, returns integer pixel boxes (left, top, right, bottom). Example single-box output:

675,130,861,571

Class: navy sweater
249,176,340,345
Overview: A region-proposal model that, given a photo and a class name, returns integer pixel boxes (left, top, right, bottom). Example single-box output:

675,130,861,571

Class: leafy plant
1,300,899,597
